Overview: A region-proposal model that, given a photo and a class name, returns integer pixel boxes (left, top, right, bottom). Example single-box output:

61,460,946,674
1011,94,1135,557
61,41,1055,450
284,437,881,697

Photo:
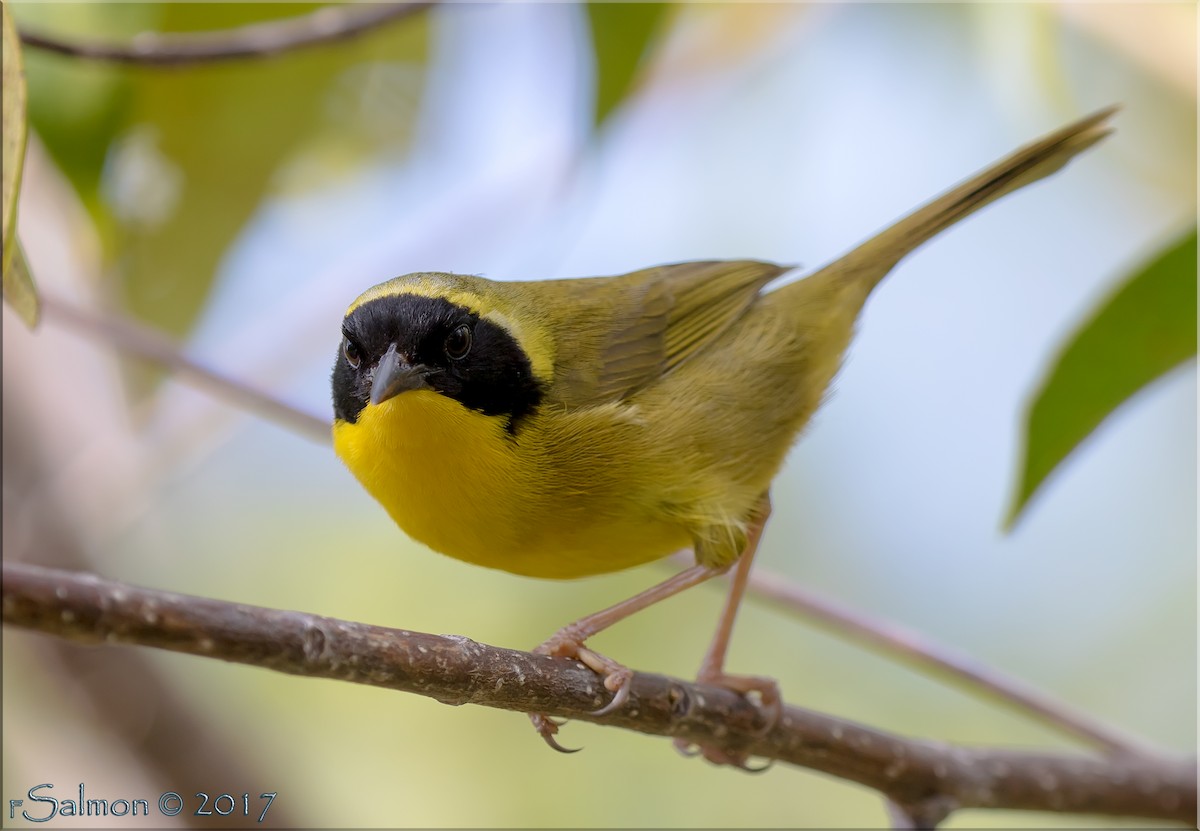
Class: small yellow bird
332,108,1114,756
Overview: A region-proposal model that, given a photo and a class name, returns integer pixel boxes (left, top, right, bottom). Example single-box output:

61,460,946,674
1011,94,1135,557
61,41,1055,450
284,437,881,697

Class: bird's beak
370,344,429,406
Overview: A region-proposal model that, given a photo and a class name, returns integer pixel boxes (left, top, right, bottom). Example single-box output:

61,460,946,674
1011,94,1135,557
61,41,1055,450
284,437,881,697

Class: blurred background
2,2,1195,827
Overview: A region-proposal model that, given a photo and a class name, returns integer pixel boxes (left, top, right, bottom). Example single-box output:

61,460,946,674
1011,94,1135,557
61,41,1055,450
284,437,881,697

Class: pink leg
676,495,781,767
697,496,772,682
530,494,779,758
530,562,729,751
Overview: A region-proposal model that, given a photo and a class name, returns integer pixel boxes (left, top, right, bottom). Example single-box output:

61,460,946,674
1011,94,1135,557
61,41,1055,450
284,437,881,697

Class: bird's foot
673,671,781,770
528,630,635,752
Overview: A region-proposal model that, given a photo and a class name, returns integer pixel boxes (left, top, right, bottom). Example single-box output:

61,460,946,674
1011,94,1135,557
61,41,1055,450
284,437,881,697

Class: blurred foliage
1008,226,1198,527
586,2,668,129
13,2,428,343
1,0,37,327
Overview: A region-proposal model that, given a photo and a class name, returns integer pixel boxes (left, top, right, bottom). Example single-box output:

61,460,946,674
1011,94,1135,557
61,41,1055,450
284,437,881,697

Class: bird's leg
530,561,728,751
675,494,781,769
530,495,780,757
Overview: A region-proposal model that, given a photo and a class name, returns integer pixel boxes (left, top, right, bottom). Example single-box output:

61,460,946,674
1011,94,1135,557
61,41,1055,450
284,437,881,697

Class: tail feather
797,106,1117,297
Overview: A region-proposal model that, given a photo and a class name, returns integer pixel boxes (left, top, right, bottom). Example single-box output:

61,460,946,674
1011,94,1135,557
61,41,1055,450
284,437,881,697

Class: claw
586,657,634,715
530,713,582,754
542,733,583,754
589,672,632,716
563,645,635,716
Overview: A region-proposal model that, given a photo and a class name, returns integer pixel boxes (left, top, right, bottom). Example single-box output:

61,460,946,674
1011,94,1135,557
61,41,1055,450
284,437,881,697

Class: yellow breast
332,392,690,579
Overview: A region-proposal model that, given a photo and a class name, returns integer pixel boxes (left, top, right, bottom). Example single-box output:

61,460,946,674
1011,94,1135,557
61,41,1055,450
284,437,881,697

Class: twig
18,2,433,67
38,293,1159,760
3,562,1194,826
745,565,1153,757
41,293,330,444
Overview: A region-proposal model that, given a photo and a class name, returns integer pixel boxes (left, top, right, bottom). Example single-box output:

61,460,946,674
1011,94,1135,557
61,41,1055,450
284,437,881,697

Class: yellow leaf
1,0,38,327
3,239,38,327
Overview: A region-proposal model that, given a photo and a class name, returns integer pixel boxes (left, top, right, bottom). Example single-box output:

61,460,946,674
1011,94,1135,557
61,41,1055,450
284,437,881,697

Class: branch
18,2,432,66
3,562,1194,825
41,293,330,444
744,565,1153,757
38,294,1161,760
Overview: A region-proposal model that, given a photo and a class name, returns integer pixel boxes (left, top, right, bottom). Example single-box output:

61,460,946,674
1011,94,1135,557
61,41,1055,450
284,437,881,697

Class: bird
331,107,1115,758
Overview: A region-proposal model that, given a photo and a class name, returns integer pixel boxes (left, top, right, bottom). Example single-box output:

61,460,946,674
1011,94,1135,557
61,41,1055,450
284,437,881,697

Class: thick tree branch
18,2,433,66
3,562,1194,826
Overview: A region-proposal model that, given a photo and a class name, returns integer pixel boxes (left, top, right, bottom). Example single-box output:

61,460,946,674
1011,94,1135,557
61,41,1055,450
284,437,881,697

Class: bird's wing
544,260,791,408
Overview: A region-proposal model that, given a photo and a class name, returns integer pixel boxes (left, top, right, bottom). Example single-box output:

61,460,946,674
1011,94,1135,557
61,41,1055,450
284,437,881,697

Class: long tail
793,106,1117,299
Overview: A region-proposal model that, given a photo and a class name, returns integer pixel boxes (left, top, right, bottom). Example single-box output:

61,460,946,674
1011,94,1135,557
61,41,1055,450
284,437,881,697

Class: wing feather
545,260,791,407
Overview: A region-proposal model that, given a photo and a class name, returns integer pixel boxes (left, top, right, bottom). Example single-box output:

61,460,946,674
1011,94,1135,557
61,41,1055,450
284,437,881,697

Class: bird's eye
444,324,472,361
343,337,362,369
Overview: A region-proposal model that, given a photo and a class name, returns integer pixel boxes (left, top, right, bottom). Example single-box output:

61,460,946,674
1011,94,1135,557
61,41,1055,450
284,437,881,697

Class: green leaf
1006,226,1198,529
1,0,38,327
586,2,667,129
